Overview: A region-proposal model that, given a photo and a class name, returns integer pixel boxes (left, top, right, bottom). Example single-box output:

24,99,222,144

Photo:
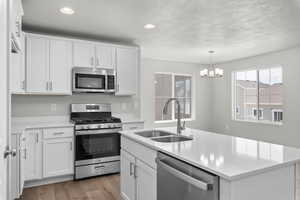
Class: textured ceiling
22,0,300,63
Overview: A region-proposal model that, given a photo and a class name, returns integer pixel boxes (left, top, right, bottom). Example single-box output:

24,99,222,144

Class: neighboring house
235,80,283,122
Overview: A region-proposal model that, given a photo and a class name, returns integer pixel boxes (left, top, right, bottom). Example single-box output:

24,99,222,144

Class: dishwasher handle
156,158,213,191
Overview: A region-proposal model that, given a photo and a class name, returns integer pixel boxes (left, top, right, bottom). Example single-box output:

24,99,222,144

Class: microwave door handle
156,159,213,191
105,75,108,91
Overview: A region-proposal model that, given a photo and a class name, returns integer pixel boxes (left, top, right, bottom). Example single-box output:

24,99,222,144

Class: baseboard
24,174,74,188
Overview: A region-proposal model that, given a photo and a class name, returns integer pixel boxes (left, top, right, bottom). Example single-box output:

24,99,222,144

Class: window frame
154,72,195,123
232,66,283,125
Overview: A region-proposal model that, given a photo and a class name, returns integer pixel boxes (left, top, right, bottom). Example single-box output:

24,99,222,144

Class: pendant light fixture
200,51,224,78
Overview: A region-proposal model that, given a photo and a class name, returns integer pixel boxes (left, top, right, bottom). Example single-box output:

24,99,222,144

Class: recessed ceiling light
144,24,156,29
60,7,75,15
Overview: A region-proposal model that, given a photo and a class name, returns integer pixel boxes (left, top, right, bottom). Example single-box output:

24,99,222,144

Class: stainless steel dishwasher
156,152,219,200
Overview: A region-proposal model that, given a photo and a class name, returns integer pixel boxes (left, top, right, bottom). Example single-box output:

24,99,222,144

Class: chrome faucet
163,98,185,135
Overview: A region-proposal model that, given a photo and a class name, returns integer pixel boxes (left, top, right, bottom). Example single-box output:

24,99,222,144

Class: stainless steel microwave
72,67,116,93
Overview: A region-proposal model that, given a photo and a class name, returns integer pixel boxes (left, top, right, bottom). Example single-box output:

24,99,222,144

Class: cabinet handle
24,148,27,160
134,164,137,178
15,21,21,37
130,162,134,176
117,84,120,92
21,80,25,90
36,134,39,143
53,132,64,135
96,57,99,66
70,142,73,151
50,81,53,91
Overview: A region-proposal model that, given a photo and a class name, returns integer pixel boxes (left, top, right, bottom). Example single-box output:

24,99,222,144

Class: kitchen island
119,127,300,200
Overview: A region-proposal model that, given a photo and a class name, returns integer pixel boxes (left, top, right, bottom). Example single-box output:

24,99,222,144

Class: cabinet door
116,47,138,96
26,35,49,93
95,44,115,69
43,138,73,178
24,130,42,181
121,150,136,200
72,41,95,68
10,32,25,94
136,160,157,200
49,39,72,94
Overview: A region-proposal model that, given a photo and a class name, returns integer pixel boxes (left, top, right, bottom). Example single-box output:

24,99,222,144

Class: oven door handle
156,158,213,191
75,128,122,135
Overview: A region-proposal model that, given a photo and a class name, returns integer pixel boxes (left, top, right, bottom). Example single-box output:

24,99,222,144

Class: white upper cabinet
73,41,116,69
25,34,139,96
10,32,25,94
49,39,72,94
26,34,72,95
72,41,94,68
95,44,115,69
115,47,139,96
26,35,49,93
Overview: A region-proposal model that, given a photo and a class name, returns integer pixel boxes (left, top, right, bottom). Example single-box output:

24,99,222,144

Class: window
252,108,263,119
155,73,192,122
233,67,283,124
272,109,283,122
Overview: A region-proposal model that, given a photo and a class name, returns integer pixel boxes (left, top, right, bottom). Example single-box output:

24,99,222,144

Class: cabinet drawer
121,136,156,169
122,122,144,131
43,127,73,139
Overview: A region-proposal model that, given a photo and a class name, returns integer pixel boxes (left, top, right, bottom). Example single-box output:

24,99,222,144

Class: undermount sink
135,130,174,138
151,135,193,143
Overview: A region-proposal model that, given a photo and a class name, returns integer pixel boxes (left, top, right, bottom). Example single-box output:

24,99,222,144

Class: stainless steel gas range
71,104,121,180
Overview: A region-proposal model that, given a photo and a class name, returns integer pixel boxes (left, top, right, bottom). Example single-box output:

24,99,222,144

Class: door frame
0,0,11,199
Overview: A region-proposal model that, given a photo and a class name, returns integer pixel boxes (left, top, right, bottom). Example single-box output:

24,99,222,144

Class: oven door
75,129,120,166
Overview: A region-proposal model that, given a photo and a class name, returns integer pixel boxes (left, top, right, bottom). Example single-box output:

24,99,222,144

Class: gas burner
72,117,121,125
70,104,122,130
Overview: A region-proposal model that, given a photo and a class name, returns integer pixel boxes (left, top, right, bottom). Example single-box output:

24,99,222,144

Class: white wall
211,47,300,148
141,58,212,130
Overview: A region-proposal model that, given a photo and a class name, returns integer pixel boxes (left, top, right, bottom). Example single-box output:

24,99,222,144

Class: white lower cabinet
43,137,73,178
121,138,157,200
24,127,74,184
121,150,136,200
24,130,43,181
136,160,156,200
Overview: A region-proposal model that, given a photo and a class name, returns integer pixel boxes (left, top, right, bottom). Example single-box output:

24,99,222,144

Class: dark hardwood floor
22,174,121,200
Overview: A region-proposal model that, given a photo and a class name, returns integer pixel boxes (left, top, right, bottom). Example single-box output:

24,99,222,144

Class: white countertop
11,115,144,133
11,116,74,133
120,127,300,181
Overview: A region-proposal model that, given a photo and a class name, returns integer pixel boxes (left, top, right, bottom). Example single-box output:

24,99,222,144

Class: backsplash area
11,94,141,119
